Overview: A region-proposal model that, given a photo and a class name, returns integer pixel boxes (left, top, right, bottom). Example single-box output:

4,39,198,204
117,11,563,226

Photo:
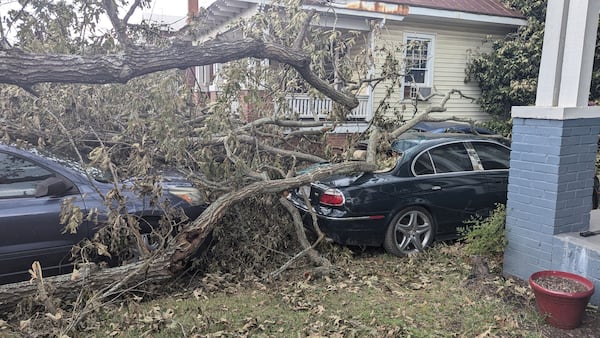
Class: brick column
503,116,600,278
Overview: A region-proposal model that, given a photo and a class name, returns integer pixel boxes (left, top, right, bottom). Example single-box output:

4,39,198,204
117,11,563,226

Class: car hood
120,171,193,186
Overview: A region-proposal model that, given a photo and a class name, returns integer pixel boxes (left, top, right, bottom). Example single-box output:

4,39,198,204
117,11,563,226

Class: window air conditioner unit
417,86,432,99
407,85,433,100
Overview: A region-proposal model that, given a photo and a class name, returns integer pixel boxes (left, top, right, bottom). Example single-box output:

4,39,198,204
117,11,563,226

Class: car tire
383,206,435,256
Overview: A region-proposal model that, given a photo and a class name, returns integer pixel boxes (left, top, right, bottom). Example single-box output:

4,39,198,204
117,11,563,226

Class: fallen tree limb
0,37,358,109
168,161,377,273
191,134,328,163
0,257,171,312
389,89,477,139
272,196,330,279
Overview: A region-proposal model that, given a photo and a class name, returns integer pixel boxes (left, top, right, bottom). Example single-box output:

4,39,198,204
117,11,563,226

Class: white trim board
512,106,600,120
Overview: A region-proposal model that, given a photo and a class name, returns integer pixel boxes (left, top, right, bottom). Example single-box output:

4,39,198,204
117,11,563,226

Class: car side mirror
35,177,73,197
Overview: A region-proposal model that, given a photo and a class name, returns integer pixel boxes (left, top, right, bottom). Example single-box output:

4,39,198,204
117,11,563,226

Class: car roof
0,143,70,164
0,143,39,159
391,132,508,153
412,121,496,135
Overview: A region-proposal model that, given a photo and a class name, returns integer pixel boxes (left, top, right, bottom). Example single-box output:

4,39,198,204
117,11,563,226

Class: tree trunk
0,38,358,110
0,259,171,312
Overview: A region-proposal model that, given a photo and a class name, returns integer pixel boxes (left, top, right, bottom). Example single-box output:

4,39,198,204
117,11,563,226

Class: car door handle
431,186,442,191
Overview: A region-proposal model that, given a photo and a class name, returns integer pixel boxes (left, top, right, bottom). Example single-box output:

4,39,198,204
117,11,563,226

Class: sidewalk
555,209,600,255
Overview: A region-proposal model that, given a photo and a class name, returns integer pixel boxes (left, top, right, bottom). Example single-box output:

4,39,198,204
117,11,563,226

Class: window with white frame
403,34,434,99
193,64,221,92
195,65,211,91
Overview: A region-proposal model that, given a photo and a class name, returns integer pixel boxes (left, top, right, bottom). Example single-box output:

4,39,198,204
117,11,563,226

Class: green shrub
480,119,513,138
459,204,507,258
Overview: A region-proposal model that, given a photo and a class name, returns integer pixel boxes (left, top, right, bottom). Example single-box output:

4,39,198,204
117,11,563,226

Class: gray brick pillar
503,117,600,279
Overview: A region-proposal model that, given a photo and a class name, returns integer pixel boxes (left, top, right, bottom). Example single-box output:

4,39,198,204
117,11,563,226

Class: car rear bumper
289,195,387,247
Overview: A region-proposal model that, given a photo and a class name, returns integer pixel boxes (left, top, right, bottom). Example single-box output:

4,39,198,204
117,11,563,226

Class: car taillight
319,188,345,206
166,186,205,206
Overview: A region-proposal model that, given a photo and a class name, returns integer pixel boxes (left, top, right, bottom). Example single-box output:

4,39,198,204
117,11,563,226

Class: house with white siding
188,0,526,133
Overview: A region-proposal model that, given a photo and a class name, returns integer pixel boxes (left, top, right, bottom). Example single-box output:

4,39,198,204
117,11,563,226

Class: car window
0,152,54,198
413,152,435,175
471,142,510,170
429,143,473,173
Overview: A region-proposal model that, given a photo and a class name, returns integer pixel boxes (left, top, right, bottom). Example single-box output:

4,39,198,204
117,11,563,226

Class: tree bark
0,37,358,109
0,259,171,311
278,196,330,268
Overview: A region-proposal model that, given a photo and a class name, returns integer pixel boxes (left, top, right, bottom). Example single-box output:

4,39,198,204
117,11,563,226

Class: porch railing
284,94,370,120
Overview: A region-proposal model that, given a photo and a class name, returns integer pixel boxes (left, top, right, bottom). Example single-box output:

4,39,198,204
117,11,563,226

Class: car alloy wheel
384,206,434,256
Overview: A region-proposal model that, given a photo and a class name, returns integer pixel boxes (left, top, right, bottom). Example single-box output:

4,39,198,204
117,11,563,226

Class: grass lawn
78,243,598,337
3,243,598,337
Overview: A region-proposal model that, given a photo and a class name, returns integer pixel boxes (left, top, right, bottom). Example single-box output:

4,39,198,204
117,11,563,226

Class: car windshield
29,148,112,183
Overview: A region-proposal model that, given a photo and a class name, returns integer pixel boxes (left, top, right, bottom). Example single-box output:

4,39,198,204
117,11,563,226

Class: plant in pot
529,270,596,329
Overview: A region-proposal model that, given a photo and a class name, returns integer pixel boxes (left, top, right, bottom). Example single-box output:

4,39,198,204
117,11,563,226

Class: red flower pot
529,270,595,330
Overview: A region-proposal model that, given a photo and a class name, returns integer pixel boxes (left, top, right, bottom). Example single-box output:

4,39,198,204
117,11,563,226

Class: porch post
503,0,600,306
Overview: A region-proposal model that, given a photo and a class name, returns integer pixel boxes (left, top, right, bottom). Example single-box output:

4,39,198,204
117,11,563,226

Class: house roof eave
202,0,526,34
237,0,525,27
302,4,405,26
407,6,527,27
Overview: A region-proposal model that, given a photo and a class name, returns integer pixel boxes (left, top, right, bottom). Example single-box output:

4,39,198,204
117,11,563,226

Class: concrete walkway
555,210,600,252
550,209,600,305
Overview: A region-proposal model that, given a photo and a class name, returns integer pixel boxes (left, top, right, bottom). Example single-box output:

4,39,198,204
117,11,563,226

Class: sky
131,0,218,19
0,0,190,17
0,0,216,33
144,0,217,16
0,0,226,41
142,0,217,24
136,0,189,30
145,0,188,17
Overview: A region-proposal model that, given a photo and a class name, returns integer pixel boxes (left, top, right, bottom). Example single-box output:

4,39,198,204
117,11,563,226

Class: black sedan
0,144,207,283
289,134,512,256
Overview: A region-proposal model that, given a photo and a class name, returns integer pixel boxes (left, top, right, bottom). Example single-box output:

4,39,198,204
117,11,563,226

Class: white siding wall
373,22,509,121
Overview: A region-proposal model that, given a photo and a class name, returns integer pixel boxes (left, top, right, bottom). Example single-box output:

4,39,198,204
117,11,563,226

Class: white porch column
536,0,600,107
558,0,600,107
535,0,569,107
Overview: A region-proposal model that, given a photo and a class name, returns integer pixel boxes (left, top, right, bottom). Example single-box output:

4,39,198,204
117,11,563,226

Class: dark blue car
0,144,207,283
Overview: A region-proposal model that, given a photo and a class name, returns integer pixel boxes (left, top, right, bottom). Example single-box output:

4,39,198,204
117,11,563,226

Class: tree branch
275,196,330,274
366,127,380,163
292,10,316,50
0,37,359,110
389,89,476,139
102,0,131,47
193,134,328,163
237,117,326,132
122,0,142,24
